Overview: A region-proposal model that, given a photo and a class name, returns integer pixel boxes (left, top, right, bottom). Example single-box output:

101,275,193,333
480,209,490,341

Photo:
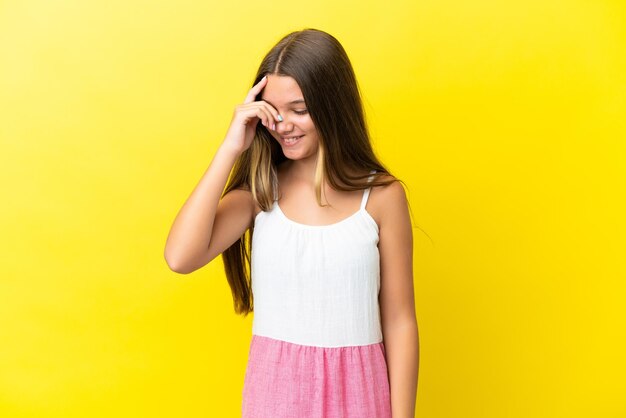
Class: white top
250,171,381,348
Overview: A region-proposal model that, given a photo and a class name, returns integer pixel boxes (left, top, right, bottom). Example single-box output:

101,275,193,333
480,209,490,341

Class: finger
259,101,282,125
241,103,272,129
243,75,268,104
255,104,274,130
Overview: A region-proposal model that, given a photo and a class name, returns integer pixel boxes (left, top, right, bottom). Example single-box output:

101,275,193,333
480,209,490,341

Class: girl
164,28,419,418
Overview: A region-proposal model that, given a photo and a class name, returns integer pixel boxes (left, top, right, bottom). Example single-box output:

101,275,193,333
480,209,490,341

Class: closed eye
294,110,308,115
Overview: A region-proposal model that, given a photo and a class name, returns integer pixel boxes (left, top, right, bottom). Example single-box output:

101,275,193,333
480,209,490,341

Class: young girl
164,28,419,418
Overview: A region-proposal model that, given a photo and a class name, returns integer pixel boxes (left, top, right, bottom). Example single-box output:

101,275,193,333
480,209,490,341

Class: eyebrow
261,97,306,107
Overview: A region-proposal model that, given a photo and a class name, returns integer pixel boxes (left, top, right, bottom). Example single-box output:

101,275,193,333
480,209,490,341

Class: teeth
284,135,302,144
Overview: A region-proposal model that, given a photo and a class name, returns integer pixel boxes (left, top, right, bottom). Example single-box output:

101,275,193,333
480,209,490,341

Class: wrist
218,141,243,160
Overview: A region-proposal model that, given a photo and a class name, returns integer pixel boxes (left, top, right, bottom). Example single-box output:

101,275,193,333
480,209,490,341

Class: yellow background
1,0,625,417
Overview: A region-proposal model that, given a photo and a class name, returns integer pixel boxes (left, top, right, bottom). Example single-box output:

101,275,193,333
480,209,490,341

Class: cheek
301,116,316,133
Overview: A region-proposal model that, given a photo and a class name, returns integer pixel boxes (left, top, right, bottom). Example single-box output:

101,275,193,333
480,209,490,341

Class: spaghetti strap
360,170,377,210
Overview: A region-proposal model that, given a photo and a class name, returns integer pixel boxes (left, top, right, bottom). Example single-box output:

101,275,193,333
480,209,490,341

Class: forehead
261,75,305,104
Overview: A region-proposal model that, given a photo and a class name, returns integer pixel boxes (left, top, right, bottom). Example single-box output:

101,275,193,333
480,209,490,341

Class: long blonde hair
222,28,402,316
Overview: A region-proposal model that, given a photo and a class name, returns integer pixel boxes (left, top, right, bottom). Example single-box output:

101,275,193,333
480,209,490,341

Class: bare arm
378,180,419,418
164,74,281,274
163,143,246,273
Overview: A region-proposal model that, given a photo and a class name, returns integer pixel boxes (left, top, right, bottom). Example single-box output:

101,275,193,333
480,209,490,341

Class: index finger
243,75,268,104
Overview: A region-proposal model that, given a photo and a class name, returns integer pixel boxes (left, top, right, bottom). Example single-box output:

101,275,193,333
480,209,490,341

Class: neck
284,154,319,184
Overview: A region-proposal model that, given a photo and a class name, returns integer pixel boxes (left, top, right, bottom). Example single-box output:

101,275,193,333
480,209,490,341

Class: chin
284,148,318,161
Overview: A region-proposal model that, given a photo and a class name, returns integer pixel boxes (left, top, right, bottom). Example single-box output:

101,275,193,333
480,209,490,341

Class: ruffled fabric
242,335,391,418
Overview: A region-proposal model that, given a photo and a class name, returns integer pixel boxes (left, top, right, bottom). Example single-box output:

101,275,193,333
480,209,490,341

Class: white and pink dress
241,171,391,418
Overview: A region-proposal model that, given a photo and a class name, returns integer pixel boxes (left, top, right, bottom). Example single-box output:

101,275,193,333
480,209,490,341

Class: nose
275,117,293,135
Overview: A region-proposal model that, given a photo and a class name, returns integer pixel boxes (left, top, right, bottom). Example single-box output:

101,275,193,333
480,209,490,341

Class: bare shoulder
368,174,409,228
221,187,254,225
227,186,252,199
228,185,263,220
372,174,405,197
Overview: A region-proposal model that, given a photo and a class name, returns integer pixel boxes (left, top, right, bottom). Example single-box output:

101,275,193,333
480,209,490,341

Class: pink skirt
241,335,391,418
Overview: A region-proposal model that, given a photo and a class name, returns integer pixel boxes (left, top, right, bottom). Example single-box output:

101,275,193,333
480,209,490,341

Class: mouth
280,135,304,146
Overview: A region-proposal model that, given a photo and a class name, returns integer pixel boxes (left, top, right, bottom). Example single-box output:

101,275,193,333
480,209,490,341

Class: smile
281,135,304,146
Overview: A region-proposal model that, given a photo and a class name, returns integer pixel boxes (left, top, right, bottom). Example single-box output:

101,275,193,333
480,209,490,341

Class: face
260,75,320,162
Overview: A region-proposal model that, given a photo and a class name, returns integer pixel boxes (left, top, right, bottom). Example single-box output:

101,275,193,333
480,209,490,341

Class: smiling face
260,74,320,162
